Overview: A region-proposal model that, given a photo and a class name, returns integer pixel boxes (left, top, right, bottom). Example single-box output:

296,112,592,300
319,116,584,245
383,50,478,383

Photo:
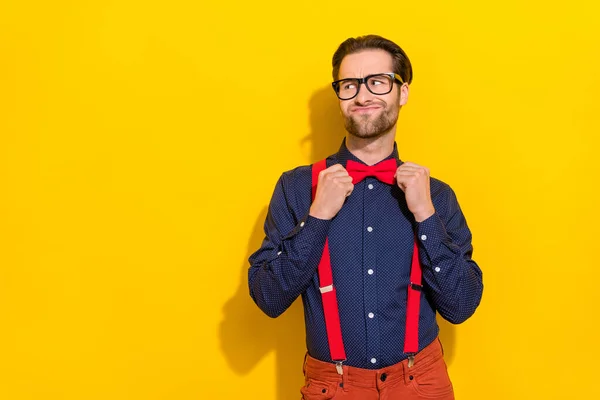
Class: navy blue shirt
248,139,483,369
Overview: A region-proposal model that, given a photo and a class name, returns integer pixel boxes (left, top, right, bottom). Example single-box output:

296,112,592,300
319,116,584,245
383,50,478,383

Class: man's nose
355,82,373,104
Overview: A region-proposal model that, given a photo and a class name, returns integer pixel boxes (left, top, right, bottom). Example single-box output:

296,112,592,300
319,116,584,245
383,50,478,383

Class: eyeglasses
331,72,404,100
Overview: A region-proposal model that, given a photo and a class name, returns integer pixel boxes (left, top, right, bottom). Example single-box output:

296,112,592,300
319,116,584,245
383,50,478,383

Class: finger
395,174,418,186
327,164,346,173
333,176,353,184
396,165,421,174
326,171,351,180
398,164,429,176
320,170,347,183
395,168,419,179
396,169,427,179
395,171,419,179
344,184,354,197
320,164,343,179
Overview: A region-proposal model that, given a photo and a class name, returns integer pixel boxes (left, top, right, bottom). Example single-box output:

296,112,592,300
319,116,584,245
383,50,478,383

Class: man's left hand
394,162,435,222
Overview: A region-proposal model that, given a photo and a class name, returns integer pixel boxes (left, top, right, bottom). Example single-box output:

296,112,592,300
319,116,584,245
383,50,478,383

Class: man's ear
399,83,409,106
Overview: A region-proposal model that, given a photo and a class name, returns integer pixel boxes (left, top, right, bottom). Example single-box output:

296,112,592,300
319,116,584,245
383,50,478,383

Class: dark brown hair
332,35,413,84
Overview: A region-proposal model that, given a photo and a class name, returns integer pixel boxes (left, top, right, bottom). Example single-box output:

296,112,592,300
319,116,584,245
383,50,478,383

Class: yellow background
1,1,599,399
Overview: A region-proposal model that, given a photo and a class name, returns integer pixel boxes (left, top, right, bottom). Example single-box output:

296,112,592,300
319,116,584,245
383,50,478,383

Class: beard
344,101,399,139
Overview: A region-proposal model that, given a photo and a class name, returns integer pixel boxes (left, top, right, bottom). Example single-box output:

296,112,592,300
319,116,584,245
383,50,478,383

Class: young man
248,35,483,399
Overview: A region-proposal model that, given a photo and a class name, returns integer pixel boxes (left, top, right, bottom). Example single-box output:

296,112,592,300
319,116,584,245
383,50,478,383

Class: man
248,35,483,399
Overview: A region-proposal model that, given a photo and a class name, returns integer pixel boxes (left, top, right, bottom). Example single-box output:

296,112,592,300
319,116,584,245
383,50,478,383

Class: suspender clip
335,361,344,375
409,282,422,291
319,284,334,294
407,354,415,368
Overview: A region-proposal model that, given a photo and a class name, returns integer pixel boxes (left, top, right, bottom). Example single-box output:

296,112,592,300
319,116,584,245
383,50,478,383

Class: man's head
331,35,413,139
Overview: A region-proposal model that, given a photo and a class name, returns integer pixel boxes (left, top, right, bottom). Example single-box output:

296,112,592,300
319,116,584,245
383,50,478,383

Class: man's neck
345,130,396,166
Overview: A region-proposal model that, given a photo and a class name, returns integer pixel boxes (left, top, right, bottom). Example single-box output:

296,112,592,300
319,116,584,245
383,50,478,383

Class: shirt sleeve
415,184,484,324
248,171,331,318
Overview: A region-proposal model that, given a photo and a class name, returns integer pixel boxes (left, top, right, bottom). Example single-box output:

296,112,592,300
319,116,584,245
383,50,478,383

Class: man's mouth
351,106,382,114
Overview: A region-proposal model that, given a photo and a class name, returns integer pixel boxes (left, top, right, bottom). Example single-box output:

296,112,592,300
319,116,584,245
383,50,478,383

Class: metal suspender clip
335,360,345,375
319,284,333,294
407,354,415,368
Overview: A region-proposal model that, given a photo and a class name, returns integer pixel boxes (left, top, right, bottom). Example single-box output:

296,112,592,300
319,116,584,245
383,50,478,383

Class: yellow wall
1,1,599,399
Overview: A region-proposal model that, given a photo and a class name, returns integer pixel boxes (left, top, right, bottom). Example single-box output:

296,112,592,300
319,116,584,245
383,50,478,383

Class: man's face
337,49,408,139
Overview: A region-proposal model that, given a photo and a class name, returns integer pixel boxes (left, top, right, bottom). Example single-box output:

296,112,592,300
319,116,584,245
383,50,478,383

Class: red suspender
404,238,423,356
311,159,423,369
312,159,347,364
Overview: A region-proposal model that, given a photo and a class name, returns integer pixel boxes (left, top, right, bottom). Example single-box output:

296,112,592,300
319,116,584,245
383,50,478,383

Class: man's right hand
309,164,354,220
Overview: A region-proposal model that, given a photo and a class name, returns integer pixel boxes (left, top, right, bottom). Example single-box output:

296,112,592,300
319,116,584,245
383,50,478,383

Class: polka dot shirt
248,139,483,369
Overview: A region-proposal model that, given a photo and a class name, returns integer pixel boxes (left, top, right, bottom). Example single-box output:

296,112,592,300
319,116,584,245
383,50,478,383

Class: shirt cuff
281,213,331,254
415,212,448,261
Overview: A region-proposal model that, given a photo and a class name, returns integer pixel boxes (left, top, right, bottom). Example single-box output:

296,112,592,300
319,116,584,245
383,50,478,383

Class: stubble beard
344,102,399,139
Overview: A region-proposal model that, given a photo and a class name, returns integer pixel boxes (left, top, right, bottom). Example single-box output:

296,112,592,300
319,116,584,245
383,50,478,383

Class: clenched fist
309,164,354,220
394,162,435,222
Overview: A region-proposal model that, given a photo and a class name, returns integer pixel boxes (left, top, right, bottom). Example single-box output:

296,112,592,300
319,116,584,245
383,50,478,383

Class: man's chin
347,127,387,139
344,110,398,138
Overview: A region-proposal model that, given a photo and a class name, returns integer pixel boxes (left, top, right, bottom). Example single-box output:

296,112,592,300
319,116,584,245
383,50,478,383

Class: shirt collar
333,137,402,167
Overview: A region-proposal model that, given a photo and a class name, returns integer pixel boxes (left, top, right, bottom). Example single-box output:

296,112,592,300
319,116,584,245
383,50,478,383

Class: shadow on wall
219,85,457,400
219,86,343,399
219,206,307,397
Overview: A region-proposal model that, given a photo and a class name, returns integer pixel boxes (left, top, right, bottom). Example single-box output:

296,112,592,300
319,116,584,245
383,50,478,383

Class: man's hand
394,162,435,222
309,164,354,220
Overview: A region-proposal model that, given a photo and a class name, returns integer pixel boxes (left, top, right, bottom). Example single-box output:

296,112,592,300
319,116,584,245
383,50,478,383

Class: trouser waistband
303,336,445,388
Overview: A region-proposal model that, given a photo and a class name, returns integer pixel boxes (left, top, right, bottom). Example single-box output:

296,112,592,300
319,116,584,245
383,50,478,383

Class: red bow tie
346,159,398,185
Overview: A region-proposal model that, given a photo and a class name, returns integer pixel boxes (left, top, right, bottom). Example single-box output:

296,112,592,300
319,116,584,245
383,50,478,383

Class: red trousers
301,337,454,400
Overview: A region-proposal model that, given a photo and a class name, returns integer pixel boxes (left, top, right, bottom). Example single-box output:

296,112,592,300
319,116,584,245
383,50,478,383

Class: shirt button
371,358,377,364
368,312,374,319
300,222,305,227
277,251,282,256
368,184,374,190
420,234,427,241
367,269,374,275
367,226,373,232
435,267,441,273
